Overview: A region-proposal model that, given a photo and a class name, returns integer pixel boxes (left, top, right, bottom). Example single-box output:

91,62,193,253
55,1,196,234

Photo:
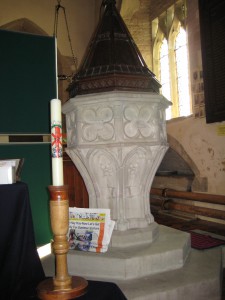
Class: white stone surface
110,222,159,248
65,226,191,280
63,91,170,231
116,247,222,300
41,226,222,300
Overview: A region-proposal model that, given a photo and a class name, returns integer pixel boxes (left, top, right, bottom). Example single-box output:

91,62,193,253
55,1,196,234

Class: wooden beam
150,188,225,205
150,197,225,220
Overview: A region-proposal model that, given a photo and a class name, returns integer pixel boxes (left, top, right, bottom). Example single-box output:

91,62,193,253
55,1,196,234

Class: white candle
50,99,64,186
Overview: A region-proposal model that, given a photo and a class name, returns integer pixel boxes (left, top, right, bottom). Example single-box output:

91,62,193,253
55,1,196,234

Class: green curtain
0,29,57,245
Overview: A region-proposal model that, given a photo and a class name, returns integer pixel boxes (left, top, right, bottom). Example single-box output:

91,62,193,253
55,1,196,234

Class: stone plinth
63,91,170,231
66,225,191,281
41,226,222,300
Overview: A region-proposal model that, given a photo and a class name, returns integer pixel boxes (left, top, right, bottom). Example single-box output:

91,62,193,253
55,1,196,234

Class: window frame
152,2,192,120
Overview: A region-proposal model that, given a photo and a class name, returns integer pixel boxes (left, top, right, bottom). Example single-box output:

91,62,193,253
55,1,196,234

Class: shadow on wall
153,134,208,192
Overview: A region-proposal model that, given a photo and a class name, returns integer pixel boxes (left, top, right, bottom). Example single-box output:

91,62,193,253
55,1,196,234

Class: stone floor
41,217,224,300
152,210,225,300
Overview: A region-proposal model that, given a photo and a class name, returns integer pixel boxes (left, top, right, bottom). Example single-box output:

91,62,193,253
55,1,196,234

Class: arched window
175,27,191,117
160,38,171,119
152,1,192,120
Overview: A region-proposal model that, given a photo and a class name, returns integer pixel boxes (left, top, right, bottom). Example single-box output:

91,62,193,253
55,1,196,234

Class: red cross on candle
51,125,62,158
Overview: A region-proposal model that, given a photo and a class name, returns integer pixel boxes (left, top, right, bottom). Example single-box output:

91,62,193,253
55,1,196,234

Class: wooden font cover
67,0,161,98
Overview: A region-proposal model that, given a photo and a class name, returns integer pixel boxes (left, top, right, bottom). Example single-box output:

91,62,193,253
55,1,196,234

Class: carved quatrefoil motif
66,112,76,146
124,104,157,139
82,107,114,142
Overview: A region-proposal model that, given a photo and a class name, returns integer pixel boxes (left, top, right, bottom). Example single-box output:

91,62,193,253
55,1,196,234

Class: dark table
79,280,127,300
0,182,127,300
0,182,45,299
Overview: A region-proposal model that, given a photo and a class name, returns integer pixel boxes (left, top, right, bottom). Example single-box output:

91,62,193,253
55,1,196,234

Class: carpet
190,231,225,250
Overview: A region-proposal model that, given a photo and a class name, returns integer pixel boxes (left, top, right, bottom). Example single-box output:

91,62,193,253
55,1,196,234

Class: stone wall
120,0,225,196
120,0,175,68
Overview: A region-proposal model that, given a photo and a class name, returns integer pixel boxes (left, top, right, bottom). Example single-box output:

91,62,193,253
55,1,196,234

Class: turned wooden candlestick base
37,276,88,300
37,185,88,300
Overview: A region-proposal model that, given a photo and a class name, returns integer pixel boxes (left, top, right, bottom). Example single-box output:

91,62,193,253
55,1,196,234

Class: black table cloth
0,182,45,300
0,182,127,300
79,280,127,300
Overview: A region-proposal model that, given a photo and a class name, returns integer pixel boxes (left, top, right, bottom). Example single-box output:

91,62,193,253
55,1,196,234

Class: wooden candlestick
37,185,88,300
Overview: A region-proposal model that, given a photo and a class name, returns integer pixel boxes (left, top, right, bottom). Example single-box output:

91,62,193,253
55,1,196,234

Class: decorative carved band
68,74,160,98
